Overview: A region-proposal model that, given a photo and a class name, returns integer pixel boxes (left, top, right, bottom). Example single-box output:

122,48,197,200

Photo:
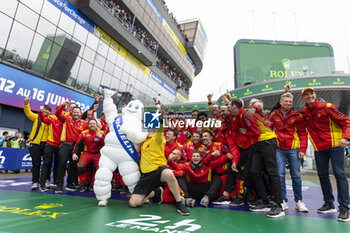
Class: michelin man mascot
94,89,148,206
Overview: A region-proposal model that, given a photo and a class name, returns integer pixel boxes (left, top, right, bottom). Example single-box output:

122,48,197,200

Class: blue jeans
276,148,302,202
315,147,349,211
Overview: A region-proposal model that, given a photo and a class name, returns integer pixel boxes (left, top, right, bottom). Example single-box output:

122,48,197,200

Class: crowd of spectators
98,0,158,54
159,0,188,41
156,56,189,92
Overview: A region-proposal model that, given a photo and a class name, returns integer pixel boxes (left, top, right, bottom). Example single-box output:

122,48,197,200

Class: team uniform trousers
77,152,100,185
177,176,222,200
224,147,253,194
250,138,283,205
40,143,59,186
56,142,75,188
29,142,47,183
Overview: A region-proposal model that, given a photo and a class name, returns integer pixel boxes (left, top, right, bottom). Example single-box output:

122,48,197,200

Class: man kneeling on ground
168,150,227,208
128,109,189,216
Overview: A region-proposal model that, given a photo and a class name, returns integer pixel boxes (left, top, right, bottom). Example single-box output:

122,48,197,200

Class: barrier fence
0,148,32,170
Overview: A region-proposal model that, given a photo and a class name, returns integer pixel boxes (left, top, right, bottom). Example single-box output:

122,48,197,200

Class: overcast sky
165,0,350,102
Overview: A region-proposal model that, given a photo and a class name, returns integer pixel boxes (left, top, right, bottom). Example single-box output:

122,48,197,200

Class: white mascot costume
94,89,148,206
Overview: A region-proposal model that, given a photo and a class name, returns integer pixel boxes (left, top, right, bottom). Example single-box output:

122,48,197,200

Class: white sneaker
31,182,39,190
45,180,50,188
295,200,309,212
98,200,108,207
281,200,289,210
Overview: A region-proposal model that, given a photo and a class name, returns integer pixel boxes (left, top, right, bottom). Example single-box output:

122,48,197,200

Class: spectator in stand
72,119,105,192
300,87,350,221
38,106,63,192
55,100,87,193
168,150,225,208
268,92,309,212
24,97,51,190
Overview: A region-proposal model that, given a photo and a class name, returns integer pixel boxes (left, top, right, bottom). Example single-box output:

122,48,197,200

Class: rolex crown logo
281,58,291,70
34,203,64,209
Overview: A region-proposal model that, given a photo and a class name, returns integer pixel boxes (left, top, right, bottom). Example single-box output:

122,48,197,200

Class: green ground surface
0,189,348,233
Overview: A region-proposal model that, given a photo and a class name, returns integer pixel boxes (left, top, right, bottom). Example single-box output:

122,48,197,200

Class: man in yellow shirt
24,97,51,190
129,109,189,216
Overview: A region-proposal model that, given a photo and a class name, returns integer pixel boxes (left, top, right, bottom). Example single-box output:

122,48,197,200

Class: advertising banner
0,148,32,170
0,64,94,112
218,75,350,104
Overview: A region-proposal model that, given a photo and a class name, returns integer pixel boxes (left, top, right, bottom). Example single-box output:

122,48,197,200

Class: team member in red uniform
100,112,109,132
268,92,309,212
188,110,199,135
207,95,227,145
65,94,100,120
202,130,230,196
55,100,86,193
229,98,284,218
207,94,222,120
64,102,77,117
164,129,183,160
175,112,190,146
162,149,186,203
72,119,104,192
300,87,350,221
212,105,246,205
182,131,205,162
202,130,229,164
168,150,226,207
38,107,63,191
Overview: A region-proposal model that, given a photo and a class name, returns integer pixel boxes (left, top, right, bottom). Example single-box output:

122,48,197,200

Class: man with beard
55,100,86,193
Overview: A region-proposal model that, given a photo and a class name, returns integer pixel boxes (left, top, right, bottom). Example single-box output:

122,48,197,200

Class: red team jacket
232,108,276,144
202,141,230,175
73,129,105,155
165,141,183,160
300,100,350,151
168,155,228,183
268,108,308,153
39,112,63,147
56,104,87,143
182,141,206,162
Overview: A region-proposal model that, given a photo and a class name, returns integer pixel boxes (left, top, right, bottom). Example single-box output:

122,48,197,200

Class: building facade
0,0,206,135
